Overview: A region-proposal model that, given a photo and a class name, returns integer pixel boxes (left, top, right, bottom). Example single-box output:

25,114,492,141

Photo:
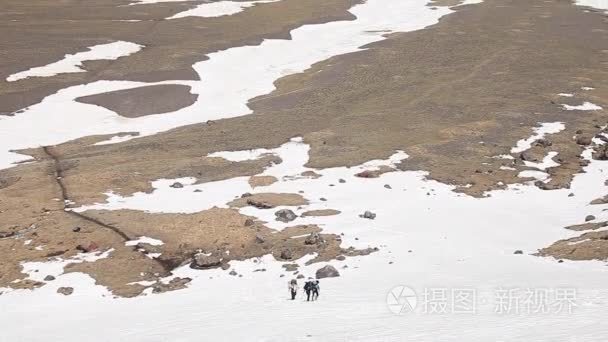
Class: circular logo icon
386,285,417,315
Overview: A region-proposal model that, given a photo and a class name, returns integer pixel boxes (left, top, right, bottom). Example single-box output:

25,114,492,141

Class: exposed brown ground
0,0,360,115
76,84,198,118
2,0,608,294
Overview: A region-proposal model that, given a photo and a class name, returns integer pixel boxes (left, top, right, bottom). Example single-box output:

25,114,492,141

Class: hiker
304,280,313,301
288,279,298,300
311,280,320,301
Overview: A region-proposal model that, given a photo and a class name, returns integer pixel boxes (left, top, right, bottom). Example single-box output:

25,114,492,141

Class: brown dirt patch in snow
75,84,197,118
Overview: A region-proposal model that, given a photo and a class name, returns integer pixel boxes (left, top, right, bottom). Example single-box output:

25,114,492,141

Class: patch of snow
93,134,138,146
518,170,550,181
125,236,164,246
575,0,608,13
557,93,574,97
562,102,603,111
168,0,279,19
511,122,565,154
523,151,560,170
6,41,143,82
581,86,596,90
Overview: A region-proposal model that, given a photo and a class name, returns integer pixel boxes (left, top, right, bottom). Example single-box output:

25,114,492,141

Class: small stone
255,234,265,243
194,189,202,193
280,249,293,260
384,184,392,189
315,265,340,279
338,179,346,183
229,270,237,276
558,259,564,263
296,274,305,279
533,138,552,147
76,242,99,253
513,250,523,255
72,227,81,233
57,287,74,296
190,253,222,269
585,215,596,222
335,255,346,261
0,231,15,239
568,193,575,197
170,182,184,188
244,218,255,227
360,210,376,220
304,232,323,245
275,209,297,223
253,268,266,272
575,135,593,146
241,192,252,198
43,275,55,281
389,261,394,264
320,197,327,201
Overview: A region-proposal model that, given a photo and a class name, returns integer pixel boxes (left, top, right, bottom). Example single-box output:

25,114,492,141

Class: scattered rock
575,135,592,146
568,193,574,197
255,234,265,243
565,221,607,231
280,249,293,260
319,197,327,201
360,210,376,220
338,179,346,183
152,277,191,293
384,184,392,189
335,255,346,261
241,192,252,198
229,270,238,276
253,268,266,272
585,215,596,222
0,231,15,239
513,250,523,255
355,170,381,178
315,265,340,279
244,218,255,227
43,275,55,281
282,263,299,272
275,209,297,223
593,145,608,160
590,195,608,205
301,171,321,178
76,242,99,253
57,287,74,296
533,138,552,147
304,232,324,245
296,274,305,279
170,182,184,188
247,199,273,209
190,253,223,269
72,227,81,233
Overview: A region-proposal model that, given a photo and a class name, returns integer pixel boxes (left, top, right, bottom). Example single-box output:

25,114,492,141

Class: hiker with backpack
288,279,298,300
304,280,313,301
311,280,320,301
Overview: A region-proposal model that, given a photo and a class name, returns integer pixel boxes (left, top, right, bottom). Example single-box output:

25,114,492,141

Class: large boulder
304,232,324,245
315,265,340,279
57,287,74,296
275,209,297,223
190,253,223,269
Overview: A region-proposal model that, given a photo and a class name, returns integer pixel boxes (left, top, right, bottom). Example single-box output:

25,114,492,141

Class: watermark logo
386,285,417,315
386,285,577,316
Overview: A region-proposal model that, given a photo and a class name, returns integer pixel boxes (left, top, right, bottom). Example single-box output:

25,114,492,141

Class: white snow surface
6,41,143,82
0,0,462,170
4,138,608,341
168,0,279,19
575,0,608,12
510,122,565,154
562,102,603,111
124,236,164,246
